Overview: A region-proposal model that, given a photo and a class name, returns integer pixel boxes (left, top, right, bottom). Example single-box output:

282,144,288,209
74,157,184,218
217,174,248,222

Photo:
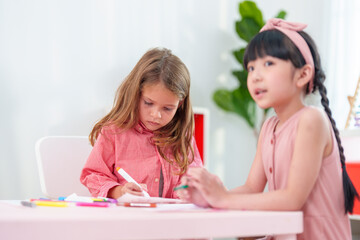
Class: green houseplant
213,1,286,137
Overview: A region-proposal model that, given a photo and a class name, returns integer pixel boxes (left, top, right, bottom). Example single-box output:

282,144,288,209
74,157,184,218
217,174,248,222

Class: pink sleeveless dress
261,107,351,239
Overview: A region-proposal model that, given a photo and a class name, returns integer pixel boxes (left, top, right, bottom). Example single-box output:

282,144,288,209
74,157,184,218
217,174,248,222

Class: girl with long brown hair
81,48,202,199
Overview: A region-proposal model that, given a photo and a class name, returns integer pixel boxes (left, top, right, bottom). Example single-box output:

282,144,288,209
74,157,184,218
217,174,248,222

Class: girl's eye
247,66,254,72
144,100,152,106
265,61,273,66
163,107,173,112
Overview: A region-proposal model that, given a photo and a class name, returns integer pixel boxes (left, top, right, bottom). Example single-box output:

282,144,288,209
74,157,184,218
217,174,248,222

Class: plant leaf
213,89,236,112
213,88,256,128
239,1,264,27
235,18,261,42
232,87,256,128
275,10,287,19
232,70,248,89
233,48,246,66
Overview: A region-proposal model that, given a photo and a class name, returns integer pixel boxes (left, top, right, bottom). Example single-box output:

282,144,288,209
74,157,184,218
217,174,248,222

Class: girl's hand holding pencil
122,182,148,196
176,171,210,208
185,168,228,208
108,183,149,199
108,167,150,199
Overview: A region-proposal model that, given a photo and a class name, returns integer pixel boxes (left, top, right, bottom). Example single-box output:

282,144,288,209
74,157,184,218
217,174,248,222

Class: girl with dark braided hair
178,19,358,239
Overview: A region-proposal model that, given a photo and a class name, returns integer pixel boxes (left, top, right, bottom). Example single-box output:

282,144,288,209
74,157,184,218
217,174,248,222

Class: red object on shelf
194,113,204,163
346,162,360,214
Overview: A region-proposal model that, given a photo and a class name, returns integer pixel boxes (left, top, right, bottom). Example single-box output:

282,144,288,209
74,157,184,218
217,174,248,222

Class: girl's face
246,56,299,110
139,82,180,131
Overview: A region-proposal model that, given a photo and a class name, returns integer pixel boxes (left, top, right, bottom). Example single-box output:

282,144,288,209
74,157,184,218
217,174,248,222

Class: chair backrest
35,136,93,199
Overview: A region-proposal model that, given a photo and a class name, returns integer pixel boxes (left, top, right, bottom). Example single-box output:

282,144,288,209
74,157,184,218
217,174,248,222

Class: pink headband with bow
260,18,314,91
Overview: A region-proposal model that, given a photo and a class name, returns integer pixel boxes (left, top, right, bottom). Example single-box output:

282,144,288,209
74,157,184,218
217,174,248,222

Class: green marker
174,185,189,191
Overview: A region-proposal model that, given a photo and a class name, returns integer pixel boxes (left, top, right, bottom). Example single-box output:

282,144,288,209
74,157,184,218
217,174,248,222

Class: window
323,0,360,129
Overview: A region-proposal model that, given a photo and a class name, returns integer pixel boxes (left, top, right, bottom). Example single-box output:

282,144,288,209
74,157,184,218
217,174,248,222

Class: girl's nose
251,70,262,82
151,109,161,119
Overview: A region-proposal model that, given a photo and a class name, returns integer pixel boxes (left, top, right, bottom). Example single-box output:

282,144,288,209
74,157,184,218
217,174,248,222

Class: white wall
0,0,332,199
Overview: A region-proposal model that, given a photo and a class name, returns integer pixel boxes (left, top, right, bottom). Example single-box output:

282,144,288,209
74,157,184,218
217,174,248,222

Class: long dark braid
317,81,359,213
301,32,359,214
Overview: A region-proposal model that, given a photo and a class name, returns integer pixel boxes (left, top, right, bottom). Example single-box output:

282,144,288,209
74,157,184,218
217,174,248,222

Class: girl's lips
148,121,160,126
254,88,267,98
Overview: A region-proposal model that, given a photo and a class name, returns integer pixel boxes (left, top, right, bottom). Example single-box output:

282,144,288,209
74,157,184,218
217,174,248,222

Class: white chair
35,136,93,199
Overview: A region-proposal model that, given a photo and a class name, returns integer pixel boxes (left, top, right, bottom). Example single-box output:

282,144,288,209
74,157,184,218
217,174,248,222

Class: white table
0,201,303,240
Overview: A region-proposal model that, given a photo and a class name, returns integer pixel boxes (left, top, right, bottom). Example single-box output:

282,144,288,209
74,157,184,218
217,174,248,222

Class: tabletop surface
0,201,303,240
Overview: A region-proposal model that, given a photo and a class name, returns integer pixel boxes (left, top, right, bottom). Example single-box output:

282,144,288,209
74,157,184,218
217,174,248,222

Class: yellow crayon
34,201,69,207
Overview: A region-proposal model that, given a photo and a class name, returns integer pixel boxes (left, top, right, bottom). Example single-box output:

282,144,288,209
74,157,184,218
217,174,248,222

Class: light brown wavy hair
89,48,195,174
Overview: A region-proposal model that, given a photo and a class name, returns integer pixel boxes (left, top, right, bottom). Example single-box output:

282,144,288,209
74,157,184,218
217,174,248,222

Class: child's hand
187,186,211,208
108,183,148,199
176,175,210,208
121,182,148,196
139,183,148,192
186,167,228,208
175,176,190,200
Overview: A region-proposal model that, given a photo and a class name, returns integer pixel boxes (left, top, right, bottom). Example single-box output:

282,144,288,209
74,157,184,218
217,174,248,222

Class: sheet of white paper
117,193,184,204
65,193,93,203
154,203,208,211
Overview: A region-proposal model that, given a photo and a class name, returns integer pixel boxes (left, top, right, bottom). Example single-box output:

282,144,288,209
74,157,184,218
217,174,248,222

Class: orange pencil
122,202,156,208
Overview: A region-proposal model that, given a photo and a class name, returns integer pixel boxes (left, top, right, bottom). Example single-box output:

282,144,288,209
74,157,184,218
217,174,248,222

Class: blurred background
0,0,359,200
